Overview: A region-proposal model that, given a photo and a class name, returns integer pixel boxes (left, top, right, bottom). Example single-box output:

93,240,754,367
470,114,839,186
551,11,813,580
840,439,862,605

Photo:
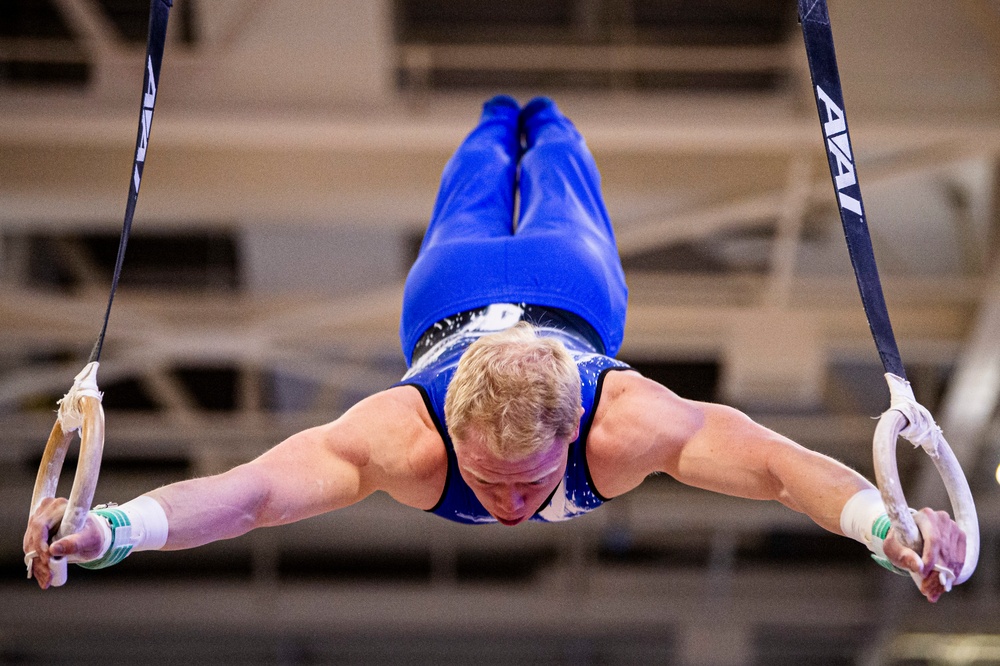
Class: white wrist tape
119,495,170,551
840,488,906,575
78,496,169,569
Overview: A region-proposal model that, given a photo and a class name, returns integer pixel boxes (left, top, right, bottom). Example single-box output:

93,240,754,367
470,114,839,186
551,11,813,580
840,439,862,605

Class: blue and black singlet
397,304,629,525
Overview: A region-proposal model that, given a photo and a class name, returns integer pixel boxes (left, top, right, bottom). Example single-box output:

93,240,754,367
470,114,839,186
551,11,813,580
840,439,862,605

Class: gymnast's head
444,322,583,525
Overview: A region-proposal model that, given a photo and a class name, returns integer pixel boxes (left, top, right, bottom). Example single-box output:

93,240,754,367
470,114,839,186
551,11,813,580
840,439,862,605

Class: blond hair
444,322,582,461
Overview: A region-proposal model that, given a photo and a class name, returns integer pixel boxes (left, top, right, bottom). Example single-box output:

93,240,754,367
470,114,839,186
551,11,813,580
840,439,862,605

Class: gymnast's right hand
23,497,105,589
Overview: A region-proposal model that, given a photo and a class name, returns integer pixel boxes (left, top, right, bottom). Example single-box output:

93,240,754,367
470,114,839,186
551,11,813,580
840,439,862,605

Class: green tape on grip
867,513,909,576
872,554,909,576
77,507,134,570
872,514,892,541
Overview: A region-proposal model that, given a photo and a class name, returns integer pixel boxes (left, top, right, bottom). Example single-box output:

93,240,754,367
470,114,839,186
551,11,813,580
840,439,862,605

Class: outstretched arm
24,386,444,587
589,371,965,602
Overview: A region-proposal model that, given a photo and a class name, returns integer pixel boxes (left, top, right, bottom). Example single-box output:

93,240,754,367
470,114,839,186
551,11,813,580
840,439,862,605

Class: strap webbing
798,0,906,379
89,0,173,363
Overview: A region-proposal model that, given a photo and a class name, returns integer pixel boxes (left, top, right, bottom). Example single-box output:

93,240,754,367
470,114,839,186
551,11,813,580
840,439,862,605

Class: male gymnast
25,96,965,601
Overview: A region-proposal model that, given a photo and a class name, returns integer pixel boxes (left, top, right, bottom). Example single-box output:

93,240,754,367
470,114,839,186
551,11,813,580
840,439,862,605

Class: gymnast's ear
567,407,585,442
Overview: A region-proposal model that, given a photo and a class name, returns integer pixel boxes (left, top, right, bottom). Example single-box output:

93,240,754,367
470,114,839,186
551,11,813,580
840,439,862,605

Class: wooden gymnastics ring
873,373,979,589
27,362,105,587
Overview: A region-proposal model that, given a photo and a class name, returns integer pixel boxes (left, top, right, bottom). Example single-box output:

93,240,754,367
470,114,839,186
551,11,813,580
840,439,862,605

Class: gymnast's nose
495,486,525,514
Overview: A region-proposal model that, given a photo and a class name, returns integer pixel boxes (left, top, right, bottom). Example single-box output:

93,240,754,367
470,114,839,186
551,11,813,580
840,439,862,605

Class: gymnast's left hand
883,508,966,603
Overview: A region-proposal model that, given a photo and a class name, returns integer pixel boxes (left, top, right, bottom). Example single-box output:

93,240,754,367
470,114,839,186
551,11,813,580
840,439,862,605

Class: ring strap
798,0,905,379
90,0,173,363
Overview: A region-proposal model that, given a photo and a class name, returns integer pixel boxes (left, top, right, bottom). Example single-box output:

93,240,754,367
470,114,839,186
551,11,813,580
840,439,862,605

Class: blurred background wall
2,1,999,664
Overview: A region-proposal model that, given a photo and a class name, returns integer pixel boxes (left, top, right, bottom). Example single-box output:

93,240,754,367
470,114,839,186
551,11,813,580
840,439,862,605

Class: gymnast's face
455,432,572,526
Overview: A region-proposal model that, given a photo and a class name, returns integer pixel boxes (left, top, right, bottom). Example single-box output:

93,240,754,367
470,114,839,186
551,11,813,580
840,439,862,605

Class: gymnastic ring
28,362,105,587
873,408,979,586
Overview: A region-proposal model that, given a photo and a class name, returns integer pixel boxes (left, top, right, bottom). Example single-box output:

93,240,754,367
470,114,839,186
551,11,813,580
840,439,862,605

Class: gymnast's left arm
588,371,965,602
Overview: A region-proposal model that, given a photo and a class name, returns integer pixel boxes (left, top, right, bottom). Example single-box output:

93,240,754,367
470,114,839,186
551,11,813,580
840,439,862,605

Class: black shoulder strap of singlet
798,0,906,379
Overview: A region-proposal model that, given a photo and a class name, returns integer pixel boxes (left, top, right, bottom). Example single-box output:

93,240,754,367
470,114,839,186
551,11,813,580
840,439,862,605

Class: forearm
145,464,271,550
142,424,369,550
674,403,873,535
764,438,874,535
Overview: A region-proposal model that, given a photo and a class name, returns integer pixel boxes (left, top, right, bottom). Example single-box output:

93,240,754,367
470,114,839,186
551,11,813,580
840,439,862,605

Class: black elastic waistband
411,303,605,365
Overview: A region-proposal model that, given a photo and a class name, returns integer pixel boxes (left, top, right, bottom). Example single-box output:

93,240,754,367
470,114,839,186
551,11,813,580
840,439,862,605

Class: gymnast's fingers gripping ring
28,362,106,587
874,373,979,586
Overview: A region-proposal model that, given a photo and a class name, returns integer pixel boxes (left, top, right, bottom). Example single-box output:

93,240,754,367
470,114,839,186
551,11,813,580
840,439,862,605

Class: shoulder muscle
254,386,445,513
587,371,703,497
332,386,447,509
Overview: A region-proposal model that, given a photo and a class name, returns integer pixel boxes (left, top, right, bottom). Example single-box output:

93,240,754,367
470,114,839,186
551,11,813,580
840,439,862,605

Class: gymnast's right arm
24,386,445,589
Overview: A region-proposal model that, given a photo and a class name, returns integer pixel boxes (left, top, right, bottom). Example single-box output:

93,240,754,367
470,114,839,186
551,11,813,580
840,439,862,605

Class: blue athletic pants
399,96,628,365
